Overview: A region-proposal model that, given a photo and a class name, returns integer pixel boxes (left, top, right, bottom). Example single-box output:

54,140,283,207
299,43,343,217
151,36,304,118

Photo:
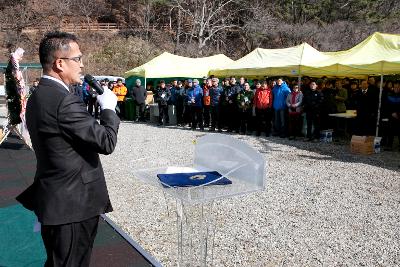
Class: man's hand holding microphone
84,74,118,112
97,88,117,111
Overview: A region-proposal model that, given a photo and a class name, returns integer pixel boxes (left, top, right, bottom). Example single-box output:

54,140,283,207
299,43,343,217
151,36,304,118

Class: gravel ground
102,121,400,267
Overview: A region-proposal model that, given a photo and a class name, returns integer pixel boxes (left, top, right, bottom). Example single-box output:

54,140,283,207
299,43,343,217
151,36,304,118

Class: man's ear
53,58,64,73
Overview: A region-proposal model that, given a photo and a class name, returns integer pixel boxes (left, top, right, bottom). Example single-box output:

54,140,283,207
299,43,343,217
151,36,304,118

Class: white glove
97,88,117,111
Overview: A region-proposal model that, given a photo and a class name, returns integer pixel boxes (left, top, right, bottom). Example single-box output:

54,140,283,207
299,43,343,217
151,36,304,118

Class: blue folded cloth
157,171,232,187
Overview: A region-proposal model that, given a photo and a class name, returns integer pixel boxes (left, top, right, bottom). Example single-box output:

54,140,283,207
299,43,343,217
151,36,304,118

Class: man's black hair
39,31,78,71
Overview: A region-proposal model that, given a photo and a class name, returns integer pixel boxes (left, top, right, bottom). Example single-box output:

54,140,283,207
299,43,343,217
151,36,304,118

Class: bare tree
73,0,107,29
0,0,41,47
51,0,73,20
171,0,242,55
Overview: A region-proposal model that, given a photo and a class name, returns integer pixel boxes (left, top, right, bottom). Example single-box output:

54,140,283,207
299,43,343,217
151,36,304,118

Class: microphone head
83,74,104,95
84,74,95,83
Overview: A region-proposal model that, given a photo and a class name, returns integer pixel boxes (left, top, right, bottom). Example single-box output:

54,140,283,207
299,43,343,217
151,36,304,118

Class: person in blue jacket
209,77,223,132
272,78,291,137
186,79,204,130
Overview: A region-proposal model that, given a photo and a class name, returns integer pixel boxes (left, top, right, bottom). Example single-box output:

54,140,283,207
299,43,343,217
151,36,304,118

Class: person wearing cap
186,79,204,130
209,77,223,132
112,78,128,119
155,80,171,126
131,79,147,122
202,78,212,128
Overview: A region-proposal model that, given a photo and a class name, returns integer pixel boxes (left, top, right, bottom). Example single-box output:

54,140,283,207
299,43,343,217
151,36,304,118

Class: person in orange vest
113,78,127,119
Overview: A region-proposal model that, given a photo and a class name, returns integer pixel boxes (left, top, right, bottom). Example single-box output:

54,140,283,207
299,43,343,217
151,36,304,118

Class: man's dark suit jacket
16,78,120,225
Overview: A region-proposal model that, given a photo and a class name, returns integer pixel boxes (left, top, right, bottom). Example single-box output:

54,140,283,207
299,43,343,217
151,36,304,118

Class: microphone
83,74,120,113
84,74,103,95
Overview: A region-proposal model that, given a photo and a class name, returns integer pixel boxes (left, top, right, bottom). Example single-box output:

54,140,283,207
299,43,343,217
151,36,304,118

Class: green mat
0,204,46,267
0,134,157,267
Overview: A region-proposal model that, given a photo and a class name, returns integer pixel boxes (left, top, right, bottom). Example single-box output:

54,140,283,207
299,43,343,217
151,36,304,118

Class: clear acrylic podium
133,134,266,266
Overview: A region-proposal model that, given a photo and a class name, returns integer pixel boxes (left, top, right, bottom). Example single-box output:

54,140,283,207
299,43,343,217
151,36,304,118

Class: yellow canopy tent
306,32,400,76
306,32,400,136
124,52,233,79
209,43,333,78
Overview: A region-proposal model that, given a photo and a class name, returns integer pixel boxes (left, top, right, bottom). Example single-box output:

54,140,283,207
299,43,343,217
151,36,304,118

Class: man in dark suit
16,31,120,267
355,80,379,136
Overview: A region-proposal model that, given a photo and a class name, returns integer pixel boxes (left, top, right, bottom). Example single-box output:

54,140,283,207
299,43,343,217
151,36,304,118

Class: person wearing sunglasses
16,31,120,267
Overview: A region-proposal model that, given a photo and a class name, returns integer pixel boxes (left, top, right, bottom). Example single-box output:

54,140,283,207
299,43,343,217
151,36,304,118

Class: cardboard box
350,135,374,155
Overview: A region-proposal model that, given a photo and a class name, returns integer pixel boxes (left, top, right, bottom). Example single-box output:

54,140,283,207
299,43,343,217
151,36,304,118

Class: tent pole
375,74,383,137
297,75,301,88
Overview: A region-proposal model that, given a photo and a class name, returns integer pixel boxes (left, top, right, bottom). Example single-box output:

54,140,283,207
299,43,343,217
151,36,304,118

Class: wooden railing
0,22,191,33
0,23,122,33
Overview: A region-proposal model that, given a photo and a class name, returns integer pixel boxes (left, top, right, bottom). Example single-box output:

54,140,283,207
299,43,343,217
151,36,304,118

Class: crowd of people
148,76,400,150
29,75,399,151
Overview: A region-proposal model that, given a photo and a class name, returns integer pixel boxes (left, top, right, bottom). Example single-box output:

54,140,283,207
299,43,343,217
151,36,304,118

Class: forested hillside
1,0,399,76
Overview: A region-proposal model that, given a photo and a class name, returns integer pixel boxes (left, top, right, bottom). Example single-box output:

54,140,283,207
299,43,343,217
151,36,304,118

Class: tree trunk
175,7,181,53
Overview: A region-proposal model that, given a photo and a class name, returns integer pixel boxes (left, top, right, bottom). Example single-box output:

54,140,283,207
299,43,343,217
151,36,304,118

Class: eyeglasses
59,55,83,63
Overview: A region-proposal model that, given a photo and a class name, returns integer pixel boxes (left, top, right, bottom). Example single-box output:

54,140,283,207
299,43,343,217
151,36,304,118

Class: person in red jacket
253,80,273,136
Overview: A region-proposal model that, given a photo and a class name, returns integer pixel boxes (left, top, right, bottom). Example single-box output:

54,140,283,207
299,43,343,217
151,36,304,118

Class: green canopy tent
124,52,233,90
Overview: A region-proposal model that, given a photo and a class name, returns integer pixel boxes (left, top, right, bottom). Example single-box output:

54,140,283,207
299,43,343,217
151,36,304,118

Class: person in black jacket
355,80,379,136
303,81,324,141
226,77,242,132
131,79,147,122
383,83,400,150
320,80,337,130
155,80,171,126
16,31,120,267
175,81,185,126
29,78,39,95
